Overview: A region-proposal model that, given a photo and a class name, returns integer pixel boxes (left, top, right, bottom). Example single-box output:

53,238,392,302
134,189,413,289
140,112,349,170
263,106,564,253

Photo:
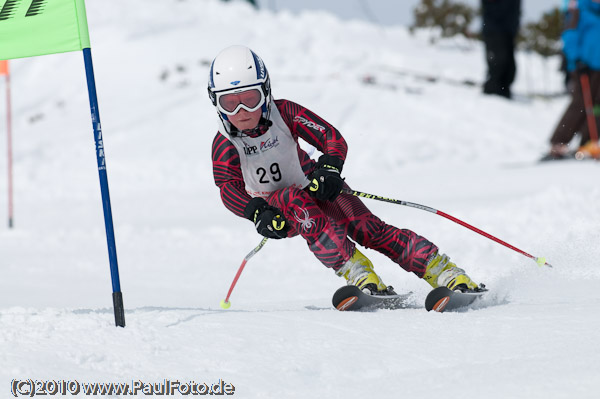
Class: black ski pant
550,70,600,146
483,33,517,99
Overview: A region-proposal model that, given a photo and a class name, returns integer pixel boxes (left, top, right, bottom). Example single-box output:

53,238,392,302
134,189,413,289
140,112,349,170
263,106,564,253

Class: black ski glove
308,154,345,201
576,61,590,75
244,197,289,239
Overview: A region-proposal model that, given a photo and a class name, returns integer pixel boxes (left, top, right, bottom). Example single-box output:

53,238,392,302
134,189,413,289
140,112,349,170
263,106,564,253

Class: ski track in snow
1,1,599,398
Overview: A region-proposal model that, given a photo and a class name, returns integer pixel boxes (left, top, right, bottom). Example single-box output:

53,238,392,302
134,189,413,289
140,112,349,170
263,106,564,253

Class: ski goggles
215,87,265,116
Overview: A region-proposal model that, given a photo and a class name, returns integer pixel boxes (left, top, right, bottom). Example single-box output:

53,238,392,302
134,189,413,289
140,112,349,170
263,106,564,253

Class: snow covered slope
1,0,598,398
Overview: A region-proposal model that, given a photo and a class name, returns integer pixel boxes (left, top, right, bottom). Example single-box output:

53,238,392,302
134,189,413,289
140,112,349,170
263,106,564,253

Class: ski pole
580,72,599,144
220,237,269,309
342,188,552,268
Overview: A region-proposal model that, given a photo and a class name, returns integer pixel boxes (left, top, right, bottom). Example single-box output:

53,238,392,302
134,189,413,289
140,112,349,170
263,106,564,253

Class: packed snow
1,0,599,398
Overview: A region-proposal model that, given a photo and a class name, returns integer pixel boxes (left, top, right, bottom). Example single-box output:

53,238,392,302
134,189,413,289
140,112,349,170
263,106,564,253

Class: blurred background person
542,0,600,160
481,0,522,99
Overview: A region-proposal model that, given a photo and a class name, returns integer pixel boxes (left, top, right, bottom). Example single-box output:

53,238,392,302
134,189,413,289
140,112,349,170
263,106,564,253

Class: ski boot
423,253,479,292
575,140,600,160
540,144,571,161
336,248,395,295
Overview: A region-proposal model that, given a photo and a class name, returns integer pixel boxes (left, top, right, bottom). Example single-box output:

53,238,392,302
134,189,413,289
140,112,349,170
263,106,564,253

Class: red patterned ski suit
211,99,437,276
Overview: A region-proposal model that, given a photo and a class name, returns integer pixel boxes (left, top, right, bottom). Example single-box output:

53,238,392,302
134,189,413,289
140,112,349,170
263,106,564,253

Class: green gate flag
0,0,90,60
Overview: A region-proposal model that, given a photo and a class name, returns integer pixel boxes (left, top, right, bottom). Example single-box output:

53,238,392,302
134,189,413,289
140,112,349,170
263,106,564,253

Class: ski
539,142,600,162
502,153,597,169
425,286,487,312
539,152,593,162
333,285,488,312
332,285,415,311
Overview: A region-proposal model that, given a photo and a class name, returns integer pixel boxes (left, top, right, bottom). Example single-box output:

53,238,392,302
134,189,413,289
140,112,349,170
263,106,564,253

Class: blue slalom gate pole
82,48,125,327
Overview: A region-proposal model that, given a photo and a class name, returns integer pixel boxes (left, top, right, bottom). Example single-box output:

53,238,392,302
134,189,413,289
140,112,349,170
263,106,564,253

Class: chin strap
231,117,273,137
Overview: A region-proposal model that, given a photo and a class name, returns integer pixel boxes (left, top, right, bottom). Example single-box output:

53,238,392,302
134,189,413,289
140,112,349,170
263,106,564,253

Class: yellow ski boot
423,253,479,292
336,248,391,294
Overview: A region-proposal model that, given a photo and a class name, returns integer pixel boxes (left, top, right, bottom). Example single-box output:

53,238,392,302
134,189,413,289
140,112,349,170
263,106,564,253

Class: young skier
209,45,480,295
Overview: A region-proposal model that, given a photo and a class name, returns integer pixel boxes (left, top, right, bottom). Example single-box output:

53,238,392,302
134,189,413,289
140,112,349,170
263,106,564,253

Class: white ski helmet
208,45,271,134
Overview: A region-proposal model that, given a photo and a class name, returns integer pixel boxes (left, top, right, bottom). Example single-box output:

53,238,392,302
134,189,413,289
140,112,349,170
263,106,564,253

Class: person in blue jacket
543,0,600,160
